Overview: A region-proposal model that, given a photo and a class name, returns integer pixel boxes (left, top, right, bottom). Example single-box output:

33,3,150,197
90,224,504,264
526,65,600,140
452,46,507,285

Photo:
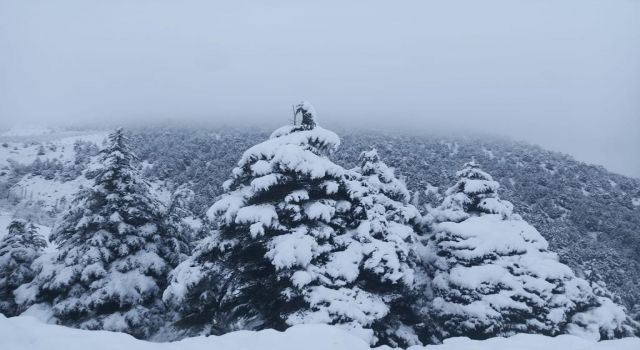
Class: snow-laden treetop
103,127,137,169
435,161,514,222
357,148,411,204
294,101,318,130
219,102,341,195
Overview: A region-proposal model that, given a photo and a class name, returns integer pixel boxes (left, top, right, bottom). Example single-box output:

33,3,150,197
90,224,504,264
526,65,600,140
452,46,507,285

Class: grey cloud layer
1,0,638,177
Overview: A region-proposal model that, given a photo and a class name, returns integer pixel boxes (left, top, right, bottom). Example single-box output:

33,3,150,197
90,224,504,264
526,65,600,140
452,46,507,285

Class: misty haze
0,1,639,350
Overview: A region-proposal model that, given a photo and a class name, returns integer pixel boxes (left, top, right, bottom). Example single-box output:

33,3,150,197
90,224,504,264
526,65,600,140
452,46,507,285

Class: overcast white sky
1,0,639,177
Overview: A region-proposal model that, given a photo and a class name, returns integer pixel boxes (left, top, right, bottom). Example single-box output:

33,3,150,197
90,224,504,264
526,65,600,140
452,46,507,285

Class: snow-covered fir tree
164,103,420,346
355,149,411,204
430,160,513,223
346,148,425,345
425,161,632,341
17,128,188,338
0,220,47,316
165,185,197,258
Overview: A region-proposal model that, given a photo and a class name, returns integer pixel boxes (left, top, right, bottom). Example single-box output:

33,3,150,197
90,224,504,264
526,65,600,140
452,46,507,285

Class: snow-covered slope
0,131,107,169
9,175,92,213
0,131,108,240
1,315,638,350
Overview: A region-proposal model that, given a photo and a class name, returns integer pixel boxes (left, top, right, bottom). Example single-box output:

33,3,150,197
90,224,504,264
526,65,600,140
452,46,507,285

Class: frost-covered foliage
17,129,188,338
165,185,197,257
0,220,47,316
3,122,639,344
425,162,633,341
343,148,424,345
165,103,421,346
354,149,411,204
130,128,640,315
430,161,513,223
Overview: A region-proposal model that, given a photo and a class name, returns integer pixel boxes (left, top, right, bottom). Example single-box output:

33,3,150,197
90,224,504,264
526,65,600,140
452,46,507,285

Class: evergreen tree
165,185,196,259
17,128,187,338
346,148,424,345
0,220,47,316
425,161,631,341
355,149,411,204
431,160,512,223
165,103,420,346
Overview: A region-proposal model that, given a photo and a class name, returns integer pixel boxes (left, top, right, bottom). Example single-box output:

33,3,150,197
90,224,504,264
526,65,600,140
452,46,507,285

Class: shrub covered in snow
16,129,189,338
164,103,423,346
424,162,633,341
0,219,47,316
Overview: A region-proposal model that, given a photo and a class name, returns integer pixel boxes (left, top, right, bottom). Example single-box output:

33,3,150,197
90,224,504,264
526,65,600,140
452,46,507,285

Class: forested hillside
1,124,639,340
129,126,640,316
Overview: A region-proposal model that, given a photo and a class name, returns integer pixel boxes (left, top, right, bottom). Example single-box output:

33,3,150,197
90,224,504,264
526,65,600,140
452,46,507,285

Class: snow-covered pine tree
425,161,631,341
164,102,349,336
355,149,411,204
345,148,424,345
431,160,512,223
631,304,640,324
165,185,196,258
164,103,420,346
17,128,188,338
0,220,47,316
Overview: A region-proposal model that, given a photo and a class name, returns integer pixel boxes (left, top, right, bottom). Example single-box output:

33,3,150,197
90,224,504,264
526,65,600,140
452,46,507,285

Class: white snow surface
0,131,107,169
0,131,109,227
1,315,639,350
0,210,13,239
10,174,92,213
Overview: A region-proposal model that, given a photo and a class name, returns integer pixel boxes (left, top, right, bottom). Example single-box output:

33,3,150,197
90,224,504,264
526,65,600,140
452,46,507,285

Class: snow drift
1,315,639,350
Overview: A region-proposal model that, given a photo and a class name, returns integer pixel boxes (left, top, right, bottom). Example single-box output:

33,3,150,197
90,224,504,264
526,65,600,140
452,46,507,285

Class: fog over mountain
1,0,639,177
2,2,640,346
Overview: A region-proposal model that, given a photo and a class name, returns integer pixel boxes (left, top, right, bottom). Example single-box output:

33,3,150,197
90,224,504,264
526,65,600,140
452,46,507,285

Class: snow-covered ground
0,130,107,206
9,175,92,213
1,315,638,350
0,130,108,227
0,210,13,239
0,130,107,169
